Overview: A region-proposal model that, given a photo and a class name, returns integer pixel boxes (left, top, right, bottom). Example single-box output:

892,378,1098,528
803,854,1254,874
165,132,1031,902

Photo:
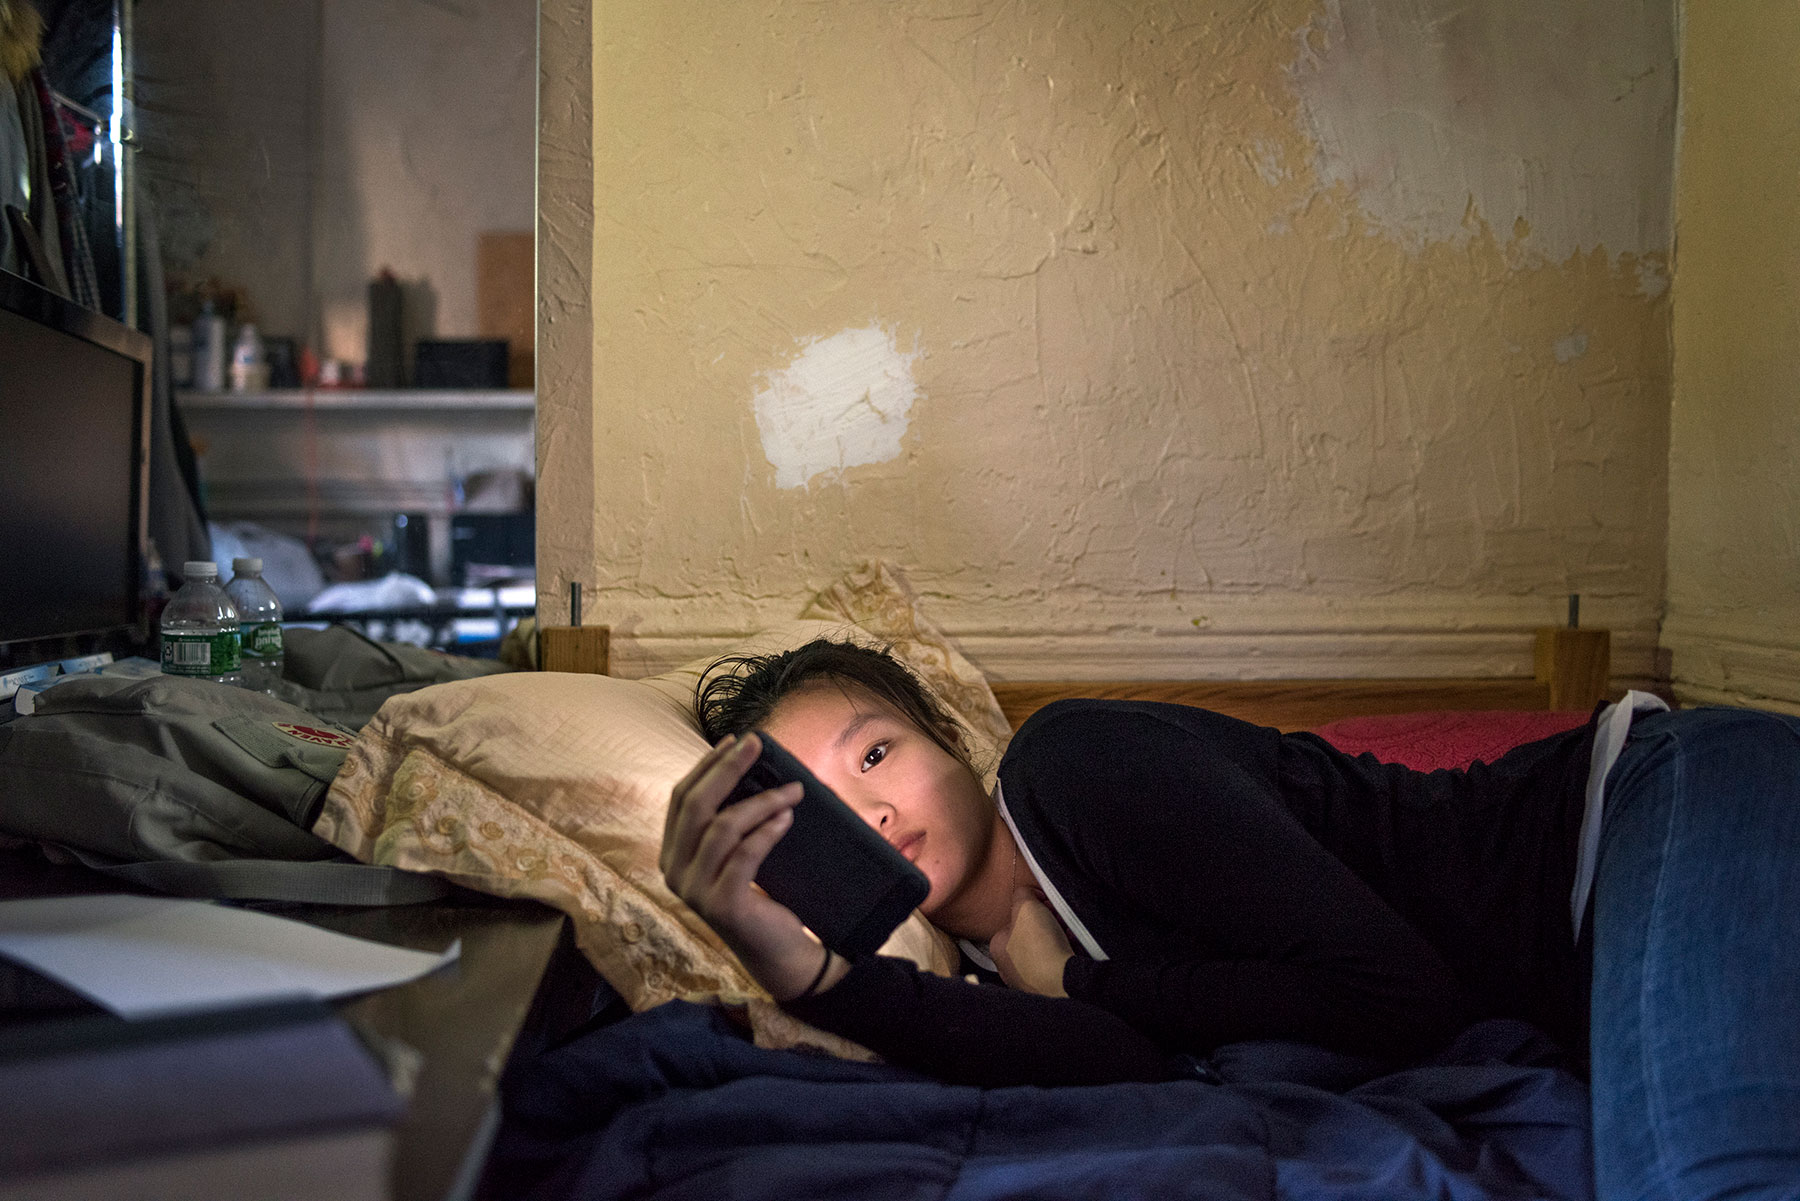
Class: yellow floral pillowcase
313,562,1007,1058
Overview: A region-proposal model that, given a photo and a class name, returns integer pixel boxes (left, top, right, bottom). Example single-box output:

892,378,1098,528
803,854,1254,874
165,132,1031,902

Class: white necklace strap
994,781,1108,961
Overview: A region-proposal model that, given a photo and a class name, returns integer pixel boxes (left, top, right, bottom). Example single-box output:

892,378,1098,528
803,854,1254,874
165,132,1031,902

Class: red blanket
1312,710,1589,771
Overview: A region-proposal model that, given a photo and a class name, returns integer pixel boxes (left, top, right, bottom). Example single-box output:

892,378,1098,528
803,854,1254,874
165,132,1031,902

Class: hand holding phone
719,732,930,957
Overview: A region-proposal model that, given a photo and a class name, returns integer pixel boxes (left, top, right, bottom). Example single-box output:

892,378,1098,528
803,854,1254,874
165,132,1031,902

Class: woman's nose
844,795,891,831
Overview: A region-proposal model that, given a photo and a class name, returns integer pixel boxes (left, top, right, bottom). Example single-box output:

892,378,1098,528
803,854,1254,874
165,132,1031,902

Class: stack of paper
0,894,458,1016
0,895,461,1200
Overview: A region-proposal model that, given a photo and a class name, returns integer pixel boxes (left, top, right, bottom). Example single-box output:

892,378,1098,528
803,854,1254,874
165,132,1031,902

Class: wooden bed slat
566,621,1609,734
990,678,1557,733
990,628,1609,732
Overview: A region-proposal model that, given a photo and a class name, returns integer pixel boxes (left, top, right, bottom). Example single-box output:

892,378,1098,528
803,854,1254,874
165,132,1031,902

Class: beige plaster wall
1664,5,1800,714
541,0,1675,682
537,0,595,594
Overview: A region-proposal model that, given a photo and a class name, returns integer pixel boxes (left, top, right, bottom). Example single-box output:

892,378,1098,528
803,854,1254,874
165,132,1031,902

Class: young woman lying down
658,639,1800,1201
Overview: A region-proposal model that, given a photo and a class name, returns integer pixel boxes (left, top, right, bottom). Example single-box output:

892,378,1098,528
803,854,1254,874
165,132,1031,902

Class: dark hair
695,639,969,765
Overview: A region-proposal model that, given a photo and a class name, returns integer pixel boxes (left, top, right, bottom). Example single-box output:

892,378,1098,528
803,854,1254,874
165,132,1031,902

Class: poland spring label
241,621,283,658
161,630,242,676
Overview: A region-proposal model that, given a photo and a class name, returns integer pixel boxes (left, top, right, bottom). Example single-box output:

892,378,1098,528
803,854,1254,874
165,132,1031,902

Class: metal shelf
177,388,535,411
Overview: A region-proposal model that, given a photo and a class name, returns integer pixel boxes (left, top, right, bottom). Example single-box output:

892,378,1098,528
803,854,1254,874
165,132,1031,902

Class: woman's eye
861,743,887,772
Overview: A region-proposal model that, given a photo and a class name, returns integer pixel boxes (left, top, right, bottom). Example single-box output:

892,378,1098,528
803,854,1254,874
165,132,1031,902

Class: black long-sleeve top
784,699,1597,1088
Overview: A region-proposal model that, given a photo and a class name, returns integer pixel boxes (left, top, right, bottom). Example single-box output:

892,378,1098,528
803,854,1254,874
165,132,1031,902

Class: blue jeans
1591,706,1800,1201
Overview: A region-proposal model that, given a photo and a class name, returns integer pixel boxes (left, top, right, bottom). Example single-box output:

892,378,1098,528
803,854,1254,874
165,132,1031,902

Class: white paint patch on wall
754,326,921,490
1287,0,1675,261
1635,258,1670,299
1554,331,1589,363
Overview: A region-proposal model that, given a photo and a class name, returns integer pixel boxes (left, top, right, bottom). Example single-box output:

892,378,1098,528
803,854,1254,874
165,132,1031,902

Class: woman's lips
893,830,925,862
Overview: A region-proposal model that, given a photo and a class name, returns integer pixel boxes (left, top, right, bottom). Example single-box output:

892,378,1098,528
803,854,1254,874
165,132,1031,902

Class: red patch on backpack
272,722,355,748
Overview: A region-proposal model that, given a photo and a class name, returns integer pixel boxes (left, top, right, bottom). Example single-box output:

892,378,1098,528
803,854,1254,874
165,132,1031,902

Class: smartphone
720,732,931,957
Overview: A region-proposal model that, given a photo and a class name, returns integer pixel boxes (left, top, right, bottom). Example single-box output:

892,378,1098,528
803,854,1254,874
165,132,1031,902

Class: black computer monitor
0,270,151,667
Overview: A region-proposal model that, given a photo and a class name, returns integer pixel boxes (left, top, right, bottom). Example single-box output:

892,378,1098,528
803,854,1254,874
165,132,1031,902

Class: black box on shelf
412,339,509,389
451,512,534,586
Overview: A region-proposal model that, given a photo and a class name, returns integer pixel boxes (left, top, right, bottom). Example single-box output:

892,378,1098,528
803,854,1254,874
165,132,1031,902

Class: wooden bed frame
541,622,1610,734
990,628,1611,732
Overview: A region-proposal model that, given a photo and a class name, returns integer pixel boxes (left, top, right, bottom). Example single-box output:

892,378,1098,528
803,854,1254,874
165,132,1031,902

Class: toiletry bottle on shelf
229,323,269,391
192,301,227,392
367,269,404,388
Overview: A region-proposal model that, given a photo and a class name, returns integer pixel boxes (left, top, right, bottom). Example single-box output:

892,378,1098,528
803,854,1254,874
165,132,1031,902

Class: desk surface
291,899,564,1201
0,852,567,1201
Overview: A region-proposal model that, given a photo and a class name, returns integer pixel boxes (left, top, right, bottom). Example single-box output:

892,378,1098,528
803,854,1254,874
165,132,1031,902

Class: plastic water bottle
159,561,242,686
192,300,227,392
224,557,284,693
229,322,269,391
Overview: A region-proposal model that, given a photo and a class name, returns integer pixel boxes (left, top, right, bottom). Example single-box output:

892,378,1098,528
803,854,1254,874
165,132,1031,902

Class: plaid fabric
29,69,99,309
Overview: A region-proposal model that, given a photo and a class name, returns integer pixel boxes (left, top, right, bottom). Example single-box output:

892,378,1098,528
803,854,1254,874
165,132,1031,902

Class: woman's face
760,680,994,918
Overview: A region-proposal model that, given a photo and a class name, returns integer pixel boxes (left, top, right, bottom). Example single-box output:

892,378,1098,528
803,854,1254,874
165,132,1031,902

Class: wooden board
539,625,610,675
1534,628,1610,712
990,678,1555,733
477,231,534,389
989,627,1609,731
540,624,1609,733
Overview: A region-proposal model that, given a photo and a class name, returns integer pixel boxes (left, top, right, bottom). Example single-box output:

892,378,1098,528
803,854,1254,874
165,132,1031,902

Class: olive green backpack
0,672,446,905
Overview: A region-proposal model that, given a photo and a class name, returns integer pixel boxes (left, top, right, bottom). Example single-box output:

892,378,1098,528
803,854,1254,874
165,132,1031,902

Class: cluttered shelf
298,600,536,657
184,391,537,598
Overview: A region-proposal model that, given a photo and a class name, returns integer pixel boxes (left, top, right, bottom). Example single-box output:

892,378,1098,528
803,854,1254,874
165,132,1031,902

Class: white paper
0,894,460,1018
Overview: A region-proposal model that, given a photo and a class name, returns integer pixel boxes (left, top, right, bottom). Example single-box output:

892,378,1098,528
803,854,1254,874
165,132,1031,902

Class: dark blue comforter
483,1002,1591,1201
